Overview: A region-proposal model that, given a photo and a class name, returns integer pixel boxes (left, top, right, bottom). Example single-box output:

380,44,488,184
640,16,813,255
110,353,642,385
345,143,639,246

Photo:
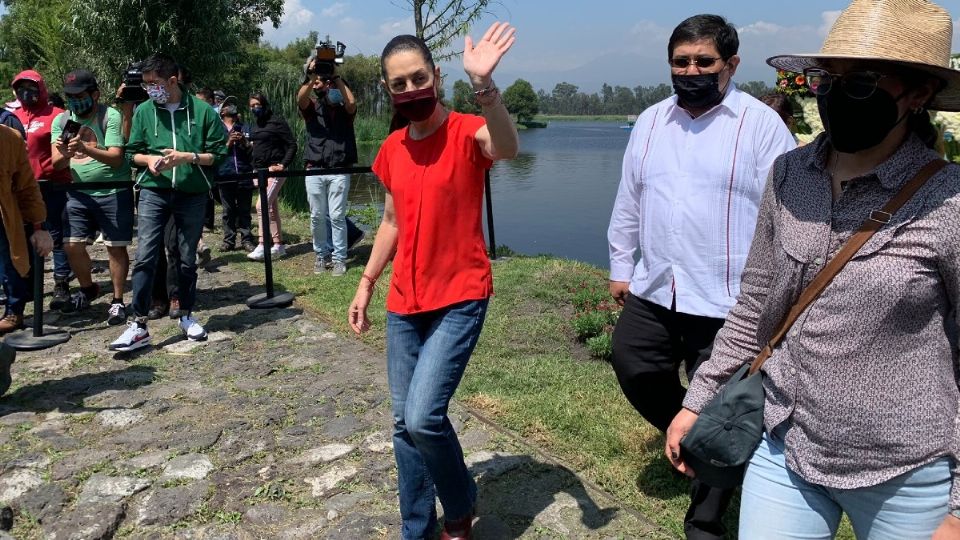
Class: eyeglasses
670,56,722,69
802,68,888,100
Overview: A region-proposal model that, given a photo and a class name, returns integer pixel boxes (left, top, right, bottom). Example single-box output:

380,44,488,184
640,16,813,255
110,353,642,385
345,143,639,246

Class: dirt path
0,238,662,539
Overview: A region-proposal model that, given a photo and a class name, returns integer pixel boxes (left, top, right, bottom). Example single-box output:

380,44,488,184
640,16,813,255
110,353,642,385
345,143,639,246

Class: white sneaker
179,314,208,341
109,322,150,352
247,244,265,261
270,244,286,258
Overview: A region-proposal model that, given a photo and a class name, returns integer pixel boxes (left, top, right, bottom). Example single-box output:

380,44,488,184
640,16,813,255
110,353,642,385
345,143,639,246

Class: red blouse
372,112,494,314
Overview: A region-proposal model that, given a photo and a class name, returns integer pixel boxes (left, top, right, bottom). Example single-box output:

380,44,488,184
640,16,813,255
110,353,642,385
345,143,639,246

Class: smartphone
60,120,82,143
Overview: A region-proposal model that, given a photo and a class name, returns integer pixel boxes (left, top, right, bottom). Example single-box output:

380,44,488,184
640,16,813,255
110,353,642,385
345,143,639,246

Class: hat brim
63,83,95,95
679,446,746,489
767,54,960,112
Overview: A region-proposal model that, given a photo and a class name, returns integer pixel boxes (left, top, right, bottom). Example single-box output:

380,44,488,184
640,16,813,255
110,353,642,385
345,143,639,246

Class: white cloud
378,17,416,36
819,10,842,37
260,0,315,45
737,21,784,36
321,2,347,18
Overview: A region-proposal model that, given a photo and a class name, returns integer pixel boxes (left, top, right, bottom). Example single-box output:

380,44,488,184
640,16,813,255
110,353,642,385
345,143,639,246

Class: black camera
312,38,346,77
118,61,148,103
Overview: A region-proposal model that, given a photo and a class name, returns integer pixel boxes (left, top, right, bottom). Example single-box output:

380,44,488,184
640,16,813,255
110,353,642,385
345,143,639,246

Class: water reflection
346,122,630,268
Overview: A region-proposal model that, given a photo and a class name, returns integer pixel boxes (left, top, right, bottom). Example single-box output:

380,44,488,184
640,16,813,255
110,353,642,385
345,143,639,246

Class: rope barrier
24,165,498,342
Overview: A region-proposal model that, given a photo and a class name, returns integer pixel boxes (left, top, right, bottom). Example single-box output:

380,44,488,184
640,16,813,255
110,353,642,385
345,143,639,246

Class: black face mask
672,72,723,110
15,87,40,107
818,88,907,153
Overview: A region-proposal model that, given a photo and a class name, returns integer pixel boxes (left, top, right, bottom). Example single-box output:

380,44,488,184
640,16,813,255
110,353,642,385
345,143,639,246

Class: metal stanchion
246,168,294,309
6,248,71,350
485,169,497,260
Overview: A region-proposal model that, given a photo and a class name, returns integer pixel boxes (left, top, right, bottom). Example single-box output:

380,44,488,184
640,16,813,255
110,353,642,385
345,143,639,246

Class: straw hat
767,0,960,111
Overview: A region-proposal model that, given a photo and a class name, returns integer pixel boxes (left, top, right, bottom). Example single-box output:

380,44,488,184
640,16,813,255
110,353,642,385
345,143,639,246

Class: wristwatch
32,222,46,232
191,152,200,165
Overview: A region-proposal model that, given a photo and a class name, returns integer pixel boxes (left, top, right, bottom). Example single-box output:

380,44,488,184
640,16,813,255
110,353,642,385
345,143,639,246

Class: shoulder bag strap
749,158,949,375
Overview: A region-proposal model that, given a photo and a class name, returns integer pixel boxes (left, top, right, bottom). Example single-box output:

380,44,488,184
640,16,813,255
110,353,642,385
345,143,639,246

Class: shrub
586,333,613,362
573,311,608,342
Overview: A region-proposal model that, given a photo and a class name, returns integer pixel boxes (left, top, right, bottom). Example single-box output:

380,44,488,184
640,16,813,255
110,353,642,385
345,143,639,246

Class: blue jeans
387,299,488,540
131,189,207,318
305,174,349,262
740,428,952,539
0,225,28,316
40,185,70,278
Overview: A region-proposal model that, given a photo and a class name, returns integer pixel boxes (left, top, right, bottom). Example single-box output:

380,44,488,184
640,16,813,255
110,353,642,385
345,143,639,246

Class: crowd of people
0,45,364,351
1,0,960,538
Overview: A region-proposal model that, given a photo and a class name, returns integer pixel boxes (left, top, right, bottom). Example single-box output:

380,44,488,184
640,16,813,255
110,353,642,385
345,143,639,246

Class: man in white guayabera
606,14,796,540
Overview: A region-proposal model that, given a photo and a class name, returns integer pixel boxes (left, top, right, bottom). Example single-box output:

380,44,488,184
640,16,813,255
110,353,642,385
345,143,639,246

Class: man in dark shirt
297,57,357,276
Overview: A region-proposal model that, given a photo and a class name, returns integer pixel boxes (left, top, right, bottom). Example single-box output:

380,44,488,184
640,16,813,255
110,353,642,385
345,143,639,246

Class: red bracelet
362,273,378,285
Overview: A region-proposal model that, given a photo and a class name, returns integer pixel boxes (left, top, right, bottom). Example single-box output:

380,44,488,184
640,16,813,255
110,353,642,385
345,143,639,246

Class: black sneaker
107,302,127,326
50,278,70,311
61,284,100,314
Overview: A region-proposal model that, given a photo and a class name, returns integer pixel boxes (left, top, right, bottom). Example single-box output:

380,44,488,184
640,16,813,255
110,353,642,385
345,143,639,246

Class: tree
401,0,497,60
502,78,538,121
738,80,776,99
0,0,81,91
70,0,283,93
452,79,480,114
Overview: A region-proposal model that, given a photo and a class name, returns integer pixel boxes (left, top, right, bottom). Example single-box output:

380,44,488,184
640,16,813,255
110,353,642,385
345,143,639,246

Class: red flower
795,75,806,86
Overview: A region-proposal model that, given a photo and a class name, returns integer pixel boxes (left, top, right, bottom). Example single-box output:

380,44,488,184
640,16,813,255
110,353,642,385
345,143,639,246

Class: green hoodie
126,87,227,193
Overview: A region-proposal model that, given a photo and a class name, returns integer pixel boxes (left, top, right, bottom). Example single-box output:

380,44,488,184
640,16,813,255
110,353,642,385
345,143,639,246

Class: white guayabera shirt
608,84,796,319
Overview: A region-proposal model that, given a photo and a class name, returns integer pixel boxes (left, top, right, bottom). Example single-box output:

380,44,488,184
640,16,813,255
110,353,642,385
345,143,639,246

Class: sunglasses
803,68,889,100
669,56,722,69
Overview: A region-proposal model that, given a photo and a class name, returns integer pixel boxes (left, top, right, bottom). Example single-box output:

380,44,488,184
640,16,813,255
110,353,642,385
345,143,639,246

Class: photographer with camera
50,70,134,323
298,40,357,276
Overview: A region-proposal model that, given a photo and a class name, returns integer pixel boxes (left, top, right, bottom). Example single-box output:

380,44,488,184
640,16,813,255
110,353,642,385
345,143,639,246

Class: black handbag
679,159,948,489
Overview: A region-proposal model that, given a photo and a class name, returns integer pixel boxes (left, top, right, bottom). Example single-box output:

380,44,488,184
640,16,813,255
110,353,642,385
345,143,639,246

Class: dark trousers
218,184,254,246
611,293,733,540
152,216,180,303
132,189,205,317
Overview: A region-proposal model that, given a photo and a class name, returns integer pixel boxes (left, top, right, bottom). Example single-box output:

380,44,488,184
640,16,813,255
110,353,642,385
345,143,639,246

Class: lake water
349,121,631,268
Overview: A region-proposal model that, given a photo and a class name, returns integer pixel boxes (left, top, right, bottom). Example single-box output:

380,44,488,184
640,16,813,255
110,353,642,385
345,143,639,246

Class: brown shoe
0,314,23,335
168,298,182,320
439,513,474,540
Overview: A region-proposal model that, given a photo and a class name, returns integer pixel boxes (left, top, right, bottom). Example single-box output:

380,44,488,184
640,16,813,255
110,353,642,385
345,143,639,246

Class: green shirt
50,106,131,196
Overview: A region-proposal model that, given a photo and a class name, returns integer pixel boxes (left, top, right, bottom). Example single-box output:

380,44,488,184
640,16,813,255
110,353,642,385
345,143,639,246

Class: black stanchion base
246,292,295,309
5,327,71,351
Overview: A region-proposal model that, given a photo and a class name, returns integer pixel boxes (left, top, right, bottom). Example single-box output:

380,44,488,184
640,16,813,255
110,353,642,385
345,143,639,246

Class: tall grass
255,70,389,213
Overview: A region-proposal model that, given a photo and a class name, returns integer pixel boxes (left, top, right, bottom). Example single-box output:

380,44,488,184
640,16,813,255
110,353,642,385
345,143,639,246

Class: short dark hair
668,14,739,60
196,87,213,100
142,53,179,79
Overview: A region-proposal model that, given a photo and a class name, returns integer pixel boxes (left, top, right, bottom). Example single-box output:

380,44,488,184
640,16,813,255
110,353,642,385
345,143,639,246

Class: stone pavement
0,240,662,539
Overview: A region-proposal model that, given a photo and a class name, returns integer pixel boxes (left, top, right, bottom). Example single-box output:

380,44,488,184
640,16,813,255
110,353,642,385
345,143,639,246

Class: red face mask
391,86,437,122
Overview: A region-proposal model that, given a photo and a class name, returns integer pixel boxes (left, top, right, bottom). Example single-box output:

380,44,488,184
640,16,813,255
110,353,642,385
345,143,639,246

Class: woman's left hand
933,514,960,539
268,164,284,172
463,22,516,87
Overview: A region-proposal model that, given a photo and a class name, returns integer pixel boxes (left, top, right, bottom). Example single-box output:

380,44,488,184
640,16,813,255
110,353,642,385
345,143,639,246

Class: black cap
63,70,98,94
677,363,765,489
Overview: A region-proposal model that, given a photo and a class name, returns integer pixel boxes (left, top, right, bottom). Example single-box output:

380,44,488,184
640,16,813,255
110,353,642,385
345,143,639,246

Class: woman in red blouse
348,23,518,540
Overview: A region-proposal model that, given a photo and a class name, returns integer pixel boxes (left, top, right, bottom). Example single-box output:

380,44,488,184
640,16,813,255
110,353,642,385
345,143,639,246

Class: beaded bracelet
474,82,501,107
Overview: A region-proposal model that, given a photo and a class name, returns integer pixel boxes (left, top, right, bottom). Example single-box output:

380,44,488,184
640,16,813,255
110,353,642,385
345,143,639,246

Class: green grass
231,208,856,540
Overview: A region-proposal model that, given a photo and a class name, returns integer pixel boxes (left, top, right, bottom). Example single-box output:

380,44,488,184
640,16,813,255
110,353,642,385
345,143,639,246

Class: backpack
58,104,110,141
0,109,25,139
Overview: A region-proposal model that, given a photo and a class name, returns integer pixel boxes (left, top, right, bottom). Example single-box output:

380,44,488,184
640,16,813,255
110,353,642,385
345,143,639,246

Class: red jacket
11,70,70,183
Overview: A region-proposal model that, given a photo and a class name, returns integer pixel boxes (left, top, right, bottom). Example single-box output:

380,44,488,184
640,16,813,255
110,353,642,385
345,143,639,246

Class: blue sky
3,1,958,91
259,0,960,91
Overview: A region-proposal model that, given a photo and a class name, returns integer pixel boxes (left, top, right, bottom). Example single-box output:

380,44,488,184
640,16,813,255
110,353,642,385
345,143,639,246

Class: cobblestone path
0,240,660,539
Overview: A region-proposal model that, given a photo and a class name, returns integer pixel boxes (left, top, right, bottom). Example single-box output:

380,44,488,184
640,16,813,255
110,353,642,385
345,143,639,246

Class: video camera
118,61,149,103
312,38,346,78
